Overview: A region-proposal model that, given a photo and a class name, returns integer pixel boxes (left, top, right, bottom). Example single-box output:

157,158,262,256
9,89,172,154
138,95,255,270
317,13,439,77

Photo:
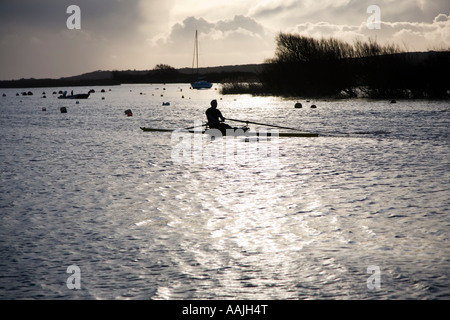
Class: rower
205,99,232,130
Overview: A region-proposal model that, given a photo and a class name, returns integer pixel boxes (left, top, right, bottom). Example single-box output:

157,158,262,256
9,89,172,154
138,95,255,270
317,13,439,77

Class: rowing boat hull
58,94,90,99
140,127,318,137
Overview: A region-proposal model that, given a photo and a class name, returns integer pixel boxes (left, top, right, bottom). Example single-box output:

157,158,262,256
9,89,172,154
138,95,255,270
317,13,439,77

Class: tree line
255,33,449,99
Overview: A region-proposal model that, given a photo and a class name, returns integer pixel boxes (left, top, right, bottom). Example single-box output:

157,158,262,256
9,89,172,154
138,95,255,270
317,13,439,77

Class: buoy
2,94,5,97
295,102,302,108
124,109,133,117
311,105,317,108
102,97,105,100
60,107,67,113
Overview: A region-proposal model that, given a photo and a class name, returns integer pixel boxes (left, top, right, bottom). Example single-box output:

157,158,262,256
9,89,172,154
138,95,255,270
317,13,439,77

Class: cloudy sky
0,0,449,80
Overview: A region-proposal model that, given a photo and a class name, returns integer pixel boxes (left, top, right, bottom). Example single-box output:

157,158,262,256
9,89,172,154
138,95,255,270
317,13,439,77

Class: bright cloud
289,14,450,51
148,15,275,68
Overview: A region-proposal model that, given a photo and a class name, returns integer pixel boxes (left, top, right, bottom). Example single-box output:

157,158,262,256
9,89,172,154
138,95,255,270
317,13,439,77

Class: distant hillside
61,70,114,81
0,64,263,88
177,64,264,74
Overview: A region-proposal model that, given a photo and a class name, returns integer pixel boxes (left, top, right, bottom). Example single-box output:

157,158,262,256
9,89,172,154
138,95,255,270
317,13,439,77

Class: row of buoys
18,91,34,96
42,107,66,113
41,106,132,115
295,102,317,108
88,89,110,93
4,89,114,97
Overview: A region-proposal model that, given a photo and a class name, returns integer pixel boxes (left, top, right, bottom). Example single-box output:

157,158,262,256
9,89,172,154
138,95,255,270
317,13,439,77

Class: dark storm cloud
0,0,143,36
0,0,169,79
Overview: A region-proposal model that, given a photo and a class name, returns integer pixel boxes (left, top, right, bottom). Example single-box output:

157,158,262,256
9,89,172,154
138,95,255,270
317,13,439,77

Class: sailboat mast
190,30,212,89
196,30,199,78
192,30,199,79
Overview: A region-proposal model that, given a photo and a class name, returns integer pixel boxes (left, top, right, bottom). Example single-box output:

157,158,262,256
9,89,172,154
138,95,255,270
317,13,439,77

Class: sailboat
191,30,213,90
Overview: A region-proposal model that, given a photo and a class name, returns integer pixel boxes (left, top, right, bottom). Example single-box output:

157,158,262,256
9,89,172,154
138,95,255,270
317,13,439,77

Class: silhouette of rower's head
210,99,217,108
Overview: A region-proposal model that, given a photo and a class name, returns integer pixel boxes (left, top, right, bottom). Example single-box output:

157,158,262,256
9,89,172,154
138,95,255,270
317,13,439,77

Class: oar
182,123,208,130
226,118,303,132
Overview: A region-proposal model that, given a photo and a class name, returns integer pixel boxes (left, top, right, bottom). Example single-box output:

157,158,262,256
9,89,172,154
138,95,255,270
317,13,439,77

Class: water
0,84,449,300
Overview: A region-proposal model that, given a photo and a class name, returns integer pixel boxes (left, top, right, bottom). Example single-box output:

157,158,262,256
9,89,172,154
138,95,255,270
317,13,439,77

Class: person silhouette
205,99,232,130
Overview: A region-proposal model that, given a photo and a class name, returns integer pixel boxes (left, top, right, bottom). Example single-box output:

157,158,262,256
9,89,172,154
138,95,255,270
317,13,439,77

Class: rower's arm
218,110,225,122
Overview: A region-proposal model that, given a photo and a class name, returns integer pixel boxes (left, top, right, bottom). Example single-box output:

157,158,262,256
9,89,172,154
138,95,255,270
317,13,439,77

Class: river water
0,84,449,300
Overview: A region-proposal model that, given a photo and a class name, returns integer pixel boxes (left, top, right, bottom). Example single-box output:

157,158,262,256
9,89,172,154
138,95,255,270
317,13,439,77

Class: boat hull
58,93,90,99
191,81,213,89
140,127,318,137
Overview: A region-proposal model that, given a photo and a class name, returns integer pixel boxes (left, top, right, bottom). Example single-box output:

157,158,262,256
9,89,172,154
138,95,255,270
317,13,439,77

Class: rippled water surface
1,84,449,299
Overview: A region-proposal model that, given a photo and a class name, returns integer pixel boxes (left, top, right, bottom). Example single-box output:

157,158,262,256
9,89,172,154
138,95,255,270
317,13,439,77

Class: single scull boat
140,127,319,137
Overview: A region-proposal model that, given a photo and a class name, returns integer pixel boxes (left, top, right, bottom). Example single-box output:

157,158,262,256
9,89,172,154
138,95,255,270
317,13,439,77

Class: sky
0,0,449,80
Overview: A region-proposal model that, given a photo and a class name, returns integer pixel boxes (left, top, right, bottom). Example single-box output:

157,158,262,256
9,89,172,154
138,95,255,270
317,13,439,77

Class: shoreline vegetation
255,33,449,99
1,34,449,99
